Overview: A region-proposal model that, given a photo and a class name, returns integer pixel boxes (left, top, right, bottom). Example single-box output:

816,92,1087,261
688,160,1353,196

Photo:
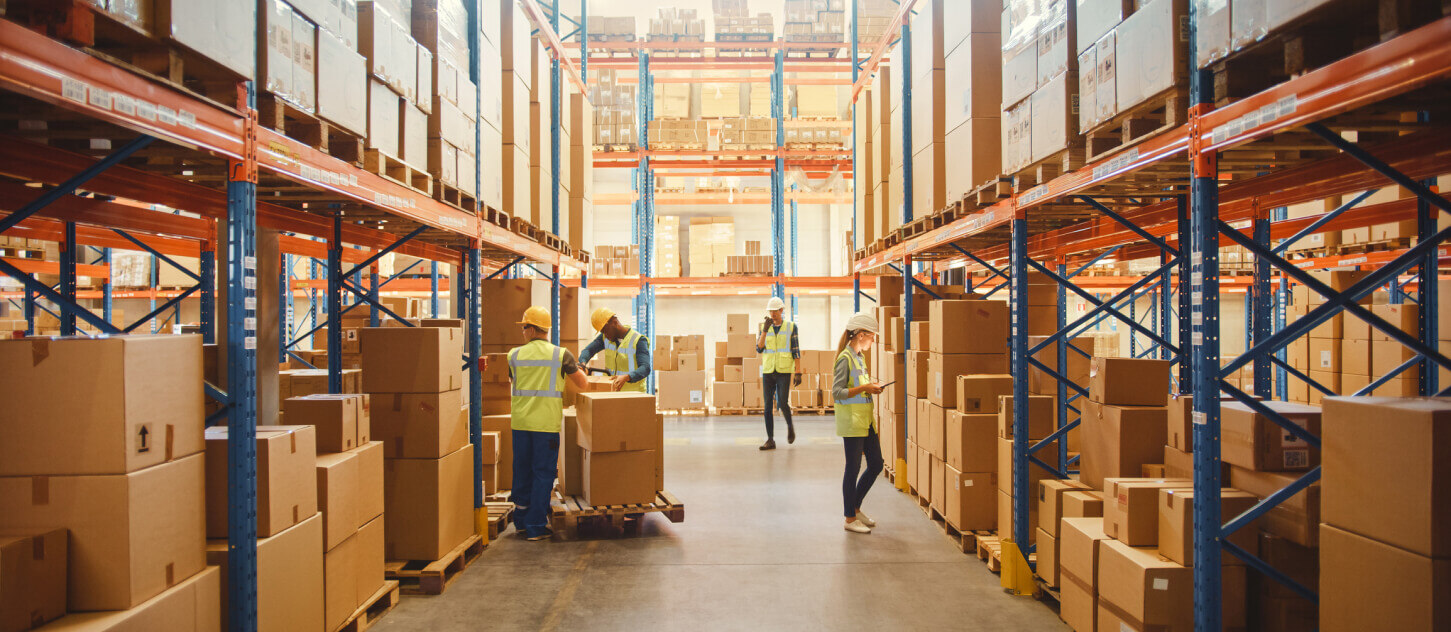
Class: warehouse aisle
375,417,1068,631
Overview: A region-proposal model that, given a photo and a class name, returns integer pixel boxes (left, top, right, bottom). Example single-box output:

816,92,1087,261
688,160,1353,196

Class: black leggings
843,427,884,518
762,371,794,438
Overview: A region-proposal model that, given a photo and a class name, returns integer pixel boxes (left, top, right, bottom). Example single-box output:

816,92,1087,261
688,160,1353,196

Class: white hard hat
766,296,786,311
845,312,879,334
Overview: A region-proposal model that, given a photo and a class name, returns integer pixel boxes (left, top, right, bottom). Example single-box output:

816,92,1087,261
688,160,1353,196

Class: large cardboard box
1158,488,1259,567
361,327,464,393
1103,478,1192,545
656,370,708,409
559,412,584,497
943,467,996,532
1321,397,1451,557
582,449,657,506
284,394,368,453
575,393,660,452
0,454,206,611
1220,401,1321,472
0,335,204,476
997,435,1061,500
956,374,1013,414
996,394,1056,440
1320,523,1451,632
1088,357,1172,406
1060,573,1095,632
353,515,385,608
354,442,385,526
1114,0,1186,113
323,530,357,632
0,529,66,632
906,351,930,399
1029,71,1078,164
1060,516,1110,588
929,300,1009,355
1230,466,1320,547
31,566,220,631
316,451,360,551
1080,401,1168,489
930,353,1010,407
382,444,473,560
369,390,467,459
946,411,997,472
206,513,323,632
1039,479,1092,537
154,0,256,79
205,426,318,539
1096,539,1192,630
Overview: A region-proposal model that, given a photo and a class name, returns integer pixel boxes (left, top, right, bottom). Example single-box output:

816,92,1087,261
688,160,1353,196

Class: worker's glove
792,373,803,387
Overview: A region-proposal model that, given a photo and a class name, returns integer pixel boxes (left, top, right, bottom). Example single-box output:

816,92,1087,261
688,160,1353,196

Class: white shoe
844,520,872,534
855,510,877,528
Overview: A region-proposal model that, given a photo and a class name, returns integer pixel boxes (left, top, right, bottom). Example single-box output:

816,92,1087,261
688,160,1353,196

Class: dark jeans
843,427,884,518
762,371,794,439
511,429,560,535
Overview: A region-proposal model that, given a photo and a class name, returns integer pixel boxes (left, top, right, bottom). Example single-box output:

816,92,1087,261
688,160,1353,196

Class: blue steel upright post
327,217,343,394
468,0,486,531
1420,164,1439,395
226,80,260,632
1188,0,1224,623
1009,213,1031,552
59,221,76,335
899,19,914,463
772,49,787,300
550,0,562,341
850,0,860,312
1252,206,1272,398
201,244,217,344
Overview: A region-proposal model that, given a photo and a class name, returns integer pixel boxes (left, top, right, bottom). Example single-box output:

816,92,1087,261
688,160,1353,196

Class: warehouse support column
467,245,485,534
1002,211,1035,595
327,216,344,394
225,80,260,632
1251,205,1272,399
59,221,76,335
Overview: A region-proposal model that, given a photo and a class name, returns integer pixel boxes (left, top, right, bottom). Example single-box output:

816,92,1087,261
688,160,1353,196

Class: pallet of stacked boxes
712,315,757,412
359,0,435,195
656,335,709,413
0,335,217,629
416,0,483,210
553,393,682,539
921,298,1009,518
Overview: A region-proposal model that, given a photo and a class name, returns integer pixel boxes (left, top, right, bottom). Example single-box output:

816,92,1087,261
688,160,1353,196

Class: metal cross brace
343,226,426,279
124,287,199,333
339,278,412,326
0,135,155,235
113,229,201,283
1077,195,1179,256
488,256,525,280
1028,258,1181,354
1271,189,1377,255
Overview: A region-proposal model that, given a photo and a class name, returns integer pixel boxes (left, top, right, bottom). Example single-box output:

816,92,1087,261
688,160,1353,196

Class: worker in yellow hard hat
578,307,652,392
508,306,588,541
756,296,801,450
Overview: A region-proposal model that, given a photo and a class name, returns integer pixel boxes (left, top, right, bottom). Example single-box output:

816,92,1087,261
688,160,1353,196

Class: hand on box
792,373,802,387
610,374,630,391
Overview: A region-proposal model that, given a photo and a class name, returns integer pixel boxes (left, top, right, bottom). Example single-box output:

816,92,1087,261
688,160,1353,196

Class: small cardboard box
576,392,660,452
368,390,467,459
1037,528,1060,587
206,426,318,539
207,513,324,632
655,370,707,409
1167,393,1194,452
1059,516,1111,587
1103,478,1192,546
996,394,1056,440
943,467,996,532
1088,357,1172,406
582,449,658,506
360,327,465,393
906,351,930,399
930,353,1010,407
0,529,66,632
1230,465,1321,547
1039,479,1092,537
946,411,997,472
929,300,1009,354
558,412,584,497
956,374,1013,414
1080,400,1169,489
1158,487,1260,567
930,456,948,514
1220,401,1321,472
997,434,1061,497
33,566,220,631
285,394,367,453
713,381,744,408
1059,572,1096,632
1096,539,1192,630
1062,490,1105,519
382,444,473,560
316,450,360,551
726,313,750,334
1320,523,1451,632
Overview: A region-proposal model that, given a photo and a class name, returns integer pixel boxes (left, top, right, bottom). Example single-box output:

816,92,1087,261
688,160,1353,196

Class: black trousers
842,427,884,518
762,371,793,439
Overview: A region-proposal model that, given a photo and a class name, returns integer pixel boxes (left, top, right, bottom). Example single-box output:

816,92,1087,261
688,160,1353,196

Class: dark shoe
787,425,796,444
759,439,777,450
525,527,554,541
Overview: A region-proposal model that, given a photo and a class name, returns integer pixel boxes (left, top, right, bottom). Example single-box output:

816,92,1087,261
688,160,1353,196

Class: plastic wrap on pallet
262,0,296,104
1194,0,1231,68
411,0,469,69
155,0,257,80
317,26,368,136
110,252,152,287
1001,0,1047,107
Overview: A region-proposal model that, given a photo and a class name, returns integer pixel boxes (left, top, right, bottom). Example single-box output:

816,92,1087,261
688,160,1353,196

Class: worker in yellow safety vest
508,306,589,541
578,307,652,392
756,296,802,450
832,312,886,534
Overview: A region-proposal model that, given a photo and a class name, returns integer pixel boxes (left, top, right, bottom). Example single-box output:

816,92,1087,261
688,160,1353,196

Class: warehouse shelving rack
849,6,1451,627
0,2,589,626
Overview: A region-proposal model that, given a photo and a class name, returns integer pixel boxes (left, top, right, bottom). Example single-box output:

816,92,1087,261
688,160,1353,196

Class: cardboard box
1319,523,1451,632
930,456,948,514
943,467,996,532
924,403,947,459
712,381,744,408
558,412,584,497
1097,539,1192,630
1039,479,1092,536
382,444,473,560
956,374,1013,414
361,327,464,393
154,0,256,79
930,353,1010,407
354,441,385,526
369,390,467,459
1167,393,1193,452
946,411,997,472
1062,490,1105,519
1158,488,1259,566
1103,478,1192,545
575,393,659,452
1080,400,1168,489
323,530,357,631
1060,516,1110,586
1060,573,1095,632
1322,397,1451,557
918,446,933,502
0,335,204,476
206,513,323,632
1088,357,1172,406
997,489,1038,544
582,449,657,506
906,351,930,399
284,394,368,453
31,566,220,631
0,529,66,632
206,426,317,539
997,433,1061,499
1230,466,1320,547
316,450,360,551
996,394,1056,440
0,454,205,611
929,300,1009,355
1220,401,1321,472
655,370,707,409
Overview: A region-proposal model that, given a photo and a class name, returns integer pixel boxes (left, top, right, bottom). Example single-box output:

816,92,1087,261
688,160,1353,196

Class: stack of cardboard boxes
714,14,773,40
417,0,483,203
589,69,639,149
782,120,846,148
687,217,737,277
719,117,778,149
499,0,534,221
646,8,705,42
656,215,682,277
699,83,743,118
284,394,387,631
1080,357,1173,490
574,393,665,506
725,241,775,276
1000,0,1078,175
711,316,758,410
0,335,215,629
584,16,636,40
657,335,710,411
261,0,366,146
361,0,435,172
590,245,642,277
783,0,846,42
361,326,473,561
854,0,899,44
647,119,708,150
567,93,594,251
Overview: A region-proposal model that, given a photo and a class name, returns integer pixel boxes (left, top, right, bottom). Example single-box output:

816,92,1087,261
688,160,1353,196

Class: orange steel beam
580,40,851,52
583,59,852,72
595,192,854,205
851,0,919,103
290,278,450,292
2,258,109,278
613,76,852,85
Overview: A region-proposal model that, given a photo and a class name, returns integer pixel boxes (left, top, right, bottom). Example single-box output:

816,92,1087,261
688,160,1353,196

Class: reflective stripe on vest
509,340,567,433
601,328,643,376
509,347,563,397
837,354,871,404
834,348,875,437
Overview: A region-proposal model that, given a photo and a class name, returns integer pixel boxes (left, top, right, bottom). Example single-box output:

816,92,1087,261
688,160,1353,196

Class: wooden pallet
716,32,775,42
258,93,364,166
549,490,686,540
712,407,764,416
974,178,1014,206
364,150,434,197
383,534,486,595
0,248,44,259
484,501,515,540
659,408,709,416
1336,237,1413,254
1083,88,1189,164
977,534,1004,572
593,144,637,153
433,181,477,213
510,216,540,241
1011,143,1087,192
334,580,400,632
483,206,510,230
540,231,565,252
1035,579,1062,604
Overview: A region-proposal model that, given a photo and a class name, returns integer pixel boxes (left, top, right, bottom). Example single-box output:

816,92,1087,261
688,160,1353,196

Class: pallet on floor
711,407,764,416
364,150,434,197
659,408,709,416
334,580,400,632
383,534,486,595
1035,579,1061,603
549,490,685,540
485,501,515,541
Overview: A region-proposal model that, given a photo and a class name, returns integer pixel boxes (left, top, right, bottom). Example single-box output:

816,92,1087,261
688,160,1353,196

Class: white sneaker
855,510,876,528
844,520,872,534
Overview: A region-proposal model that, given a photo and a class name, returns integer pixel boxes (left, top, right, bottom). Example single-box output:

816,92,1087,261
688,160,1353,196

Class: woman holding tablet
832,312,888,534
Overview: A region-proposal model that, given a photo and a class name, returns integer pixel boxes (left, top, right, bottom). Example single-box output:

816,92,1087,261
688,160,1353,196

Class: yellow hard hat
518,306,552,330
591,307,616,332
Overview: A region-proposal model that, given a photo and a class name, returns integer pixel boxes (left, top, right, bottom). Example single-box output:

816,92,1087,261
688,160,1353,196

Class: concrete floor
374,416,1069,631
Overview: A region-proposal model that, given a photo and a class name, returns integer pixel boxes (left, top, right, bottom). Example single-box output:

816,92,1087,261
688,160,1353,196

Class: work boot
759,438,776,450
787,425,796,444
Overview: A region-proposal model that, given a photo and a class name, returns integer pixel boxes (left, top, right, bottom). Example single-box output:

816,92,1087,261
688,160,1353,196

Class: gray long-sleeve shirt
578,331,652,383
832,350,868,403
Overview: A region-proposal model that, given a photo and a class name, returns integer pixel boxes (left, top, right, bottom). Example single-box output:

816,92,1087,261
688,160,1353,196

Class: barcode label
1283,449,1308,469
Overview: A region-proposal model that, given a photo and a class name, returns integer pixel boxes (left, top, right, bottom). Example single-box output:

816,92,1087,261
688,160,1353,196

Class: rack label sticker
136,100,157,122
1019,185,1050,205
157,106,177,126
113,94,136,116
1193,411,1207,425
1283,449,1309,469
244,256,256,270
244,297,256,310
87,87,112,111
1092,148,1141,181
244,317,256,330
244,336,256,350
243,276,255,290
1192,331,1203,345
178,110,196,129
61,77,88,104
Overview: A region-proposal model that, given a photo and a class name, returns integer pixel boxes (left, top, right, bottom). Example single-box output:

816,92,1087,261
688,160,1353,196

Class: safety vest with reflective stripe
834,348,876,437
595,327,648,393
508,339,566,433
761,320,796,374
